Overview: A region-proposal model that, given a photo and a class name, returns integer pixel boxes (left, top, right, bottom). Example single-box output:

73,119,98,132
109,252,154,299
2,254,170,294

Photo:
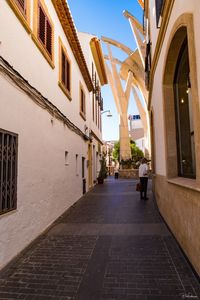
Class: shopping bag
136,182,141,192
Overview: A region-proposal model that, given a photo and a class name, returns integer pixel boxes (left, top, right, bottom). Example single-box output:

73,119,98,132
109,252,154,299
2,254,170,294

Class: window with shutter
59,39,71,98
15,0,26,16
61,50,70,92
46,20,52,56
37,1,53,59
80,85,86,120
61,50,66,85
81,89,85,113
66,60,70,91
8,0,30,31
39,6,45,44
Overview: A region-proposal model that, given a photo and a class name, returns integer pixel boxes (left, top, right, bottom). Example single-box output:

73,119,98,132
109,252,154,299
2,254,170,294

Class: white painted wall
0,0,88,133
78,31,103,140
0,0,102,269
0,74,86,268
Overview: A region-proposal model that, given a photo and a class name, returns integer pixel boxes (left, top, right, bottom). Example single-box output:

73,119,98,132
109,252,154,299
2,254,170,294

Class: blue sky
68,0,143,141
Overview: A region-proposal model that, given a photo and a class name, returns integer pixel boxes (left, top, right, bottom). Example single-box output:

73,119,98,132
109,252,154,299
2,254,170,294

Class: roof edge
52,0,93,92
90,38,108,86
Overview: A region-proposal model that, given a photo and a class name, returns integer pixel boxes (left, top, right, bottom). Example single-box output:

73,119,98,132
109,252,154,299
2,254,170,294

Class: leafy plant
98,155,107,179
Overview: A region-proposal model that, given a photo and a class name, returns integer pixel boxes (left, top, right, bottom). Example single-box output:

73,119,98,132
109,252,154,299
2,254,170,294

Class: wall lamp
101,110,112,117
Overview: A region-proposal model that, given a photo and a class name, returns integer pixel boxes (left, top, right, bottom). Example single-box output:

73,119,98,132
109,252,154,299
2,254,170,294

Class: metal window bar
0,129,18,214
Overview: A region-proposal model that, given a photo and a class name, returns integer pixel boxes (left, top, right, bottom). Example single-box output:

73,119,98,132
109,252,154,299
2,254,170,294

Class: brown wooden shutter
39,6,45,44
46,19,52,56
81,89,84,113
15,0,26,15
66,60,70,92
61,50,66,85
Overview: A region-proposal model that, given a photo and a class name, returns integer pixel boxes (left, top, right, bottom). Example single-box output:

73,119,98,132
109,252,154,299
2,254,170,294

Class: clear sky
68,0,143,141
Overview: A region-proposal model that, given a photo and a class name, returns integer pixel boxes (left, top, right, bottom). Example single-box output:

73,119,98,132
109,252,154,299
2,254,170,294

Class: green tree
130,140,144,162
112,140,144,167
113,141,120,161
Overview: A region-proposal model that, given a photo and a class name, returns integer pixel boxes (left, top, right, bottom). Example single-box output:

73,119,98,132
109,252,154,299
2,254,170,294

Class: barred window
0,130,18,215
38,2,52,58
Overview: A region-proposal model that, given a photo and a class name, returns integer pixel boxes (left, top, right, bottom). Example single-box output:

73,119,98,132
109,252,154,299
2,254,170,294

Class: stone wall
154,174,200,276
119,169,139,179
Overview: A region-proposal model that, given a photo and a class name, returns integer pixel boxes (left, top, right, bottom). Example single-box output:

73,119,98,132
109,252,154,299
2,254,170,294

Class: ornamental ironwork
0,129,18,214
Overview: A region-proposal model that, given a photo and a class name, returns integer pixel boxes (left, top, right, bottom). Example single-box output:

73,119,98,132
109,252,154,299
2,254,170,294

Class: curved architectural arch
101,36,133,56
101,13,150,160
123,10,146,66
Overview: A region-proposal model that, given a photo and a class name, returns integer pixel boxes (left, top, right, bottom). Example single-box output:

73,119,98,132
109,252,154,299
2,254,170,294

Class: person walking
139,158,149,200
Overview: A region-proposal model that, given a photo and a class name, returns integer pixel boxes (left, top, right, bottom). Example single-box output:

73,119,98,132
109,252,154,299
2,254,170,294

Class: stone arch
162,13,200,180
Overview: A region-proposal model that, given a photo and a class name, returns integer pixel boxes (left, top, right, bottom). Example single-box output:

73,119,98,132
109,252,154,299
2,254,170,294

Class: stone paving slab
48,223,170,236
0,178,199,300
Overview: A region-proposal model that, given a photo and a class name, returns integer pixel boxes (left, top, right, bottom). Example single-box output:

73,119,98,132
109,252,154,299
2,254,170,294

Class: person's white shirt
139,163,148,177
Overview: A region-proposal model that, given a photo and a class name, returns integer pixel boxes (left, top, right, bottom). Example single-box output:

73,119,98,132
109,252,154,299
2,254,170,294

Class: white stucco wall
0,73,87,268
0,0,102,269
0,0,89,134
78,31,103,140
149,0,200,176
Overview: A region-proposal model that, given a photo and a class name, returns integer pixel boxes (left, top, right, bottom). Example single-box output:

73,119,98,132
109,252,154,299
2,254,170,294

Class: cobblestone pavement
0,178,200,300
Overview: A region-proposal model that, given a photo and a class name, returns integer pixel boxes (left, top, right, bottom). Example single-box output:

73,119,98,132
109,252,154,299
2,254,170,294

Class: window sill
0,208,18,218
31,34,55,69
58,82,72,101
80,111,86,121
167,177,200,192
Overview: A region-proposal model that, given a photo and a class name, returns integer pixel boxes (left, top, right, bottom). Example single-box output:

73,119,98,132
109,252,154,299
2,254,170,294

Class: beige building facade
145,0,200,275
0,0,107,270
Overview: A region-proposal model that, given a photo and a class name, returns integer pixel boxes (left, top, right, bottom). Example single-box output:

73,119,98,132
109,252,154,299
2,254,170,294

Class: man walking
139,158,148,200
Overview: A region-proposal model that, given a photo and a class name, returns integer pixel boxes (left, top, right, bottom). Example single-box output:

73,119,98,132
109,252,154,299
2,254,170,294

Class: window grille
38,2,52,57
0,129,18,215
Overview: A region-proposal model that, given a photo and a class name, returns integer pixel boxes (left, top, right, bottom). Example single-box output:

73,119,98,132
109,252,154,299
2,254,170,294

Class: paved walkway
0,178,200,300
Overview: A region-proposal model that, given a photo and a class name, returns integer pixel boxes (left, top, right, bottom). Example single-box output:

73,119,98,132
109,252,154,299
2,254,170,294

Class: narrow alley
0,178,199,300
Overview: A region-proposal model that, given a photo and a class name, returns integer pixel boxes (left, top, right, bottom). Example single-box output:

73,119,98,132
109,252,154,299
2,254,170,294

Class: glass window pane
174,39,196,178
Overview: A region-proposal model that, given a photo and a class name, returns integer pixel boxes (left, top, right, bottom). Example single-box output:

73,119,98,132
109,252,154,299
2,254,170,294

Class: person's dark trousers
139,177,148,199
